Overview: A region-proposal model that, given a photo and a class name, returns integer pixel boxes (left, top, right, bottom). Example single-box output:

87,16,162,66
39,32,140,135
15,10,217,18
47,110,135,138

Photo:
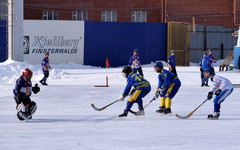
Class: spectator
168,50,177,75
129,49,143,77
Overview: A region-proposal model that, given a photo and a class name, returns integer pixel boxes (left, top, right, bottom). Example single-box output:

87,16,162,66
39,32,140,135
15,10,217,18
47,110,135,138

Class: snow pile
0,59,68,84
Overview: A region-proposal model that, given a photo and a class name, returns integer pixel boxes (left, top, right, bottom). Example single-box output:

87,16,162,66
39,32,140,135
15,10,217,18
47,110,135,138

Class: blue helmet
154,61,163,71
133,49,138,53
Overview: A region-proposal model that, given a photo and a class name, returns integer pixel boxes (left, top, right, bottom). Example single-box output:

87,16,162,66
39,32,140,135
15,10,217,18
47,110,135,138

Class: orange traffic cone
106,57,110,68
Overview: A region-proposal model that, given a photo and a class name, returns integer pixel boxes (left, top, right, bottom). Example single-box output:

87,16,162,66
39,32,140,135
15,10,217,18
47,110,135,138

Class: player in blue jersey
153,61,181,114
168,50,177,75
129,49,144,77
199,52,211,87
40,52,51,85
207,49,216,66
118,66,151,117
13,68,40,121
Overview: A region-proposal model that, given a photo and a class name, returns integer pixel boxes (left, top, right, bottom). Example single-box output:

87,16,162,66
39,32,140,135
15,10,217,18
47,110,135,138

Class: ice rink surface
0,61,240,150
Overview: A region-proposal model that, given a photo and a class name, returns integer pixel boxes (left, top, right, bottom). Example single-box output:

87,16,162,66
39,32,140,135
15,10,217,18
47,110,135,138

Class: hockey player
204,68,234,120
207,49,216,66
199,51,211,87
118,66,151,117
13,68,40,121
168,50,177,75
40,52,51,85
154,61,181,114
129,49,144,77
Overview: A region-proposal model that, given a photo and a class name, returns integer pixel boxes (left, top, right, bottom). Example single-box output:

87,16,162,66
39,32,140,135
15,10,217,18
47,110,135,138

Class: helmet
133,49,138,53
22,68,33,81
45,52,49,56
171,50,175,53
122,66,132,77
154,61,163,72
203,67,215,78
203,51,208,55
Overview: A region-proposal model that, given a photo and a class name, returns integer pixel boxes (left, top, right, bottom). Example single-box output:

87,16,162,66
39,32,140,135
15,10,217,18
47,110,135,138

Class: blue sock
214,104,221,112
126,101,133,112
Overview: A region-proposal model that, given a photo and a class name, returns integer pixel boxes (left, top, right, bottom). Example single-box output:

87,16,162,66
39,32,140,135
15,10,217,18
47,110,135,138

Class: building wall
24,0,239,28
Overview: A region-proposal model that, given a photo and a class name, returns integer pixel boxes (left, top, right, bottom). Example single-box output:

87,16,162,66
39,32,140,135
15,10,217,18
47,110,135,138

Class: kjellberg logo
23,36,30,54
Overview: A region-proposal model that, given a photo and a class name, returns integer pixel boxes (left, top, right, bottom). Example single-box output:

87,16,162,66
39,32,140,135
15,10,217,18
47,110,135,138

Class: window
43,11,58,20
72,10,88,21
131,11,147,22
101,11,117,22
0,0,8,20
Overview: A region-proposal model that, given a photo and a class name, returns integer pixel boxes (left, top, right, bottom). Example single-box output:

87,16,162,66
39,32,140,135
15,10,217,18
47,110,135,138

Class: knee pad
29,101,37,115
16,103,28,113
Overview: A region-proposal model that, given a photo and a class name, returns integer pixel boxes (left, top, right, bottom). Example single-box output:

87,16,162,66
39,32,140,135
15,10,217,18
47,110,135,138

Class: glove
215,89,222,96
15,93,26,103
200,68,203,72
153,88,163,100
15,93,22,102
118,95,125,101
207,91,213,100
32,83,40,94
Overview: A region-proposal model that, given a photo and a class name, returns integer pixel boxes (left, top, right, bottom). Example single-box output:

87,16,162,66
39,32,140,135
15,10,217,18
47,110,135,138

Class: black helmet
122,66,132,77
154,61,163,72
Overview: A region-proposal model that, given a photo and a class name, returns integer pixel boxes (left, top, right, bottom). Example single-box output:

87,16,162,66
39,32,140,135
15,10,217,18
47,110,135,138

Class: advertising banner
24,20,84,64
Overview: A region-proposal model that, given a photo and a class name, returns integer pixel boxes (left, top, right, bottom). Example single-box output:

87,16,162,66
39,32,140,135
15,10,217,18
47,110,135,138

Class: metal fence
190,24,237,63
0,0,8,62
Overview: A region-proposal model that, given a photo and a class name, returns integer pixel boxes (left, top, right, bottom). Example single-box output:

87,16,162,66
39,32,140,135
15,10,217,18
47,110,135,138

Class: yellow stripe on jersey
128,90,142,102
165,83,175,98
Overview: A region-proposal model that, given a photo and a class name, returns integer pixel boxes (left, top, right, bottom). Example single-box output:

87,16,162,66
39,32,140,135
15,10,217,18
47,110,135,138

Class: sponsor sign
23,20,84,64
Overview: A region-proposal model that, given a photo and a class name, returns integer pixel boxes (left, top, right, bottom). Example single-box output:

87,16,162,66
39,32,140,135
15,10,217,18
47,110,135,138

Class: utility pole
8,0,13,60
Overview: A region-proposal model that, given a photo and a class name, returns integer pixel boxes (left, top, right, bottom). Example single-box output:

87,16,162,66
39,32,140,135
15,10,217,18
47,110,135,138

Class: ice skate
118,109,128,117
208,112,220,120
155,106,165,114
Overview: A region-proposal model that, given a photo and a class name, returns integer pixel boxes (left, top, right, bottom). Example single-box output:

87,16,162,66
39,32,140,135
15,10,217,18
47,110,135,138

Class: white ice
0,60,240,150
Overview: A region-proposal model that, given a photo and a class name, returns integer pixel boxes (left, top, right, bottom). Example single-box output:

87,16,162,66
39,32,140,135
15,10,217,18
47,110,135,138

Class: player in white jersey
203,67,234,120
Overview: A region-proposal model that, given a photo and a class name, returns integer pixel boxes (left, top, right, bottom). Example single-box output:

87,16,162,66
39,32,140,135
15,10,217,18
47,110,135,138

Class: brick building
24,0,240,29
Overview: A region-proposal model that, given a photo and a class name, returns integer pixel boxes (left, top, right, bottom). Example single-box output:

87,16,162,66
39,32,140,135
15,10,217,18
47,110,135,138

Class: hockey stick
91,99,119,111
175,99,208,119
129,98,155,115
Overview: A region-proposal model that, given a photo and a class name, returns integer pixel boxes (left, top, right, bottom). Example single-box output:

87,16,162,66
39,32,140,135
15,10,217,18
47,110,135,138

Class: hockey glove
32,83,40,94
153,88,163,100
200,68,203,72
215,89,222,96
207,91,213,100
118,95,125,101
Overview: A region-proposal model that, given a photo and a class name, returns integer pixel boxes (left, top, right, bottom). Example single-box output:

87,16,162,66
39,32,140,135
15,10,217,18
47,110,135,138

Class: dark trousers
133,67,144,77
14,96,34,109
169,66,177,75
200,71,209,85
41,71,49,83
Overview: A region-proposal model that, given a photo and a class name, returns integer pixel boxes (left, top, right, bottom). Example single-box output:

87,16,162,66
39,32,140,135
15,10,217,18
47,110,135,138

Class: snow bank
0,59,69,84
